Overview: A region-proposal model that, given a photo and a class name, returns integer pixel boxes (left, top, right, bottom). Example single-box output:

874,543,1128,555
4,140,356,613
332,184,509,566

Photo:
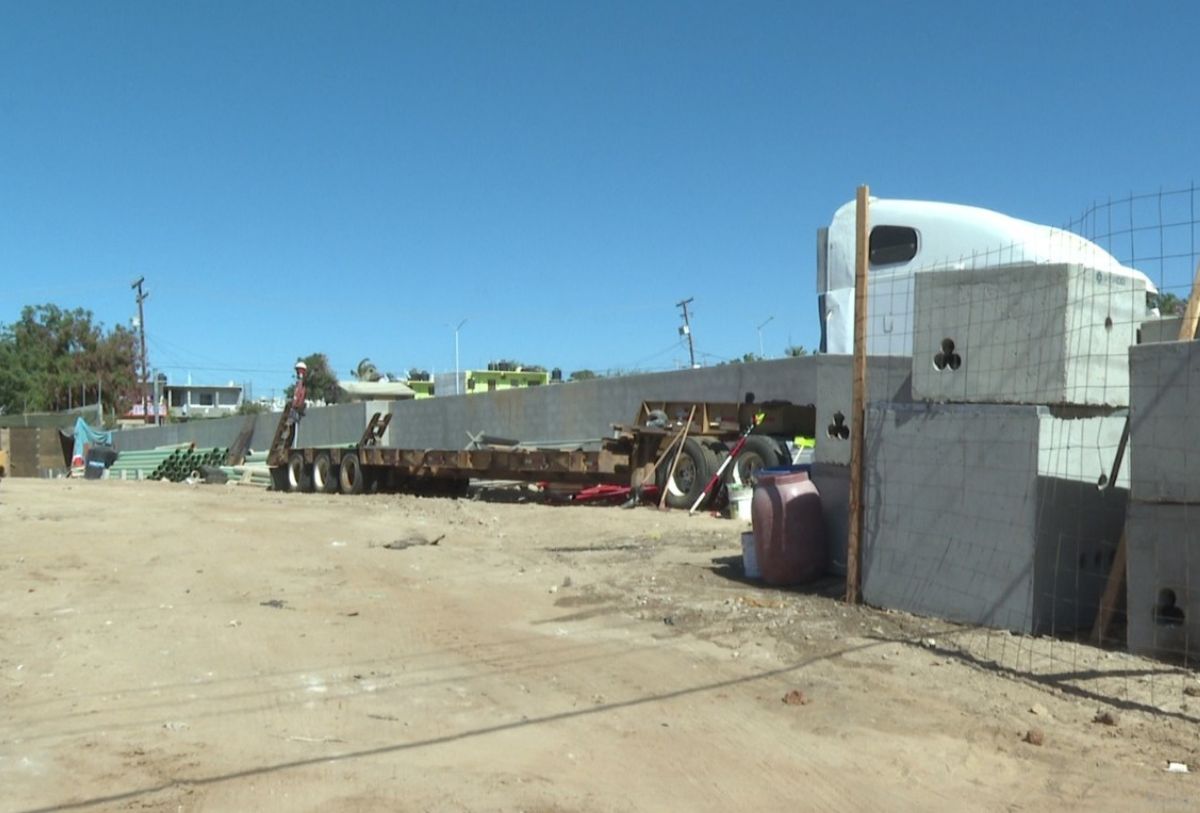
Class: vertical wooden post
845,186,870,604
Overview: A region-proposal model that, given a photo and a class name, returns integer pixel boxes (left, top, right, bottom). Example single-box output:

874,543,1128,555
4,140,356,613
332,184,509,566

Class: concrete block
1140,316,1183,345
862,402,1127,634
1129,340,1200,503
1126,501,1200,663
294,403,368,448
810,462,849,575
814,355,913,465
912,264,1145,406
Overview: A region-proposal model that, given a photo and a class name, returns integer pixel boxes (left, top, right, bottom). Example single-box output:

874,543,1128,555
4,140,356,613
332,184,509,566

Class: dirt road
1,479,1196,811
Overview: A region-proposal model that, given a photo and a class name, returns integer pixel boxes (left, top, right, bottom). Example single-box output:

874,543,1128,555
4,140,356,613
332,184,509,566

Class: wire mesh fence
840,185,1200,717
1065,185,1199,309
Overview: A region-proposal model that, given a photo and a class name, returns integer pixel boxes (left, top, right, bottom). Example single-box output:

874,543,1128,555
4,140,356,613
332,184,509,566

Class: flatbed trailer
266,399,814,509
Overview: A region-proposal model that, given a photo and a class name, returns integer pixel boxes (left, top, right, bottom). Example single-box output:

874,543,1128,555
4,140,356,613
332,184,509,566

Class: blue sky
1,1,1197,397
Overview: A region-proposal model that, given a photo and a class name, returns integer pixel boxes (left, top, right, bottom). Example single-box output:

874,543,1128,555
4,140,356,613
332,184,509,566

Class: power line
151,363,285,375
145,330,275,372
615,338,687,371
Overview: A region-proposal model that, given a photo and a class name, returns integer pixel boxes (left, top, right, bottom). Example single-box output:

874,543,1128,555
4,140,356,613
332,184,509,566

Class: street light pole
453,318,468,395
756,315,774,358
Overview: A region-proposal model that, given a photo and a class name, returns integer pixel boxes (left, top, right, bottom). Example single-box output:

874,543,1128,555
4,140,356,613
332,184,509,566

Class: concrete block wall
1128,341,1200,503
1125,502,1200,662
112,413,276,453
861,402,1127,634
6,427,68,477
383,357,822,450
809,462,849,575
110,404,378,455
912,264,1144,407
110,357,824,456
814,355,913,466
1125,341,1200,661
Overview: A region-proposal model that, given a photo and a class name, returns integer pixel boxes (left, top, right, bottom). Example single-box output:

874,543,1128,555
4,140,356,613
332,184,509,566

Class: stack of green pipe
165,447,229,482
108,443,191,481
109,444,229,482
218,456,272,488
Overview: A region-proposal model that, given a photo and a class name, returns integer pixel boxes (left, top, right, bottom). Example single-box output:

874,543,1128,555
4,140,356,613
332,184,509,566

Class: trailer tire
312,451,339,494
657,437,717,510
440,477,470,499
287,451,313,493
339,451,366,495
269,466,290,492
728,436,790,488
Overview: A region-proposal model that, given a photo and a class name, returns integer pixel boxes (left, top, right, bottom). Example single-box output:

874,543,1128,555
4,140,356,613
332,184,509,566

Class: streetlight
452,318,468,395
756,316,774,358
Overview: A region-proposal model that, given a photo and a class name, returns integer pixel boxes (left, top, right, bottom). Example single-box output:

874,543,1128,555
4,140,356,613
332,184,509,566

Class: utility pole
131,277,150,423
676,297,697,368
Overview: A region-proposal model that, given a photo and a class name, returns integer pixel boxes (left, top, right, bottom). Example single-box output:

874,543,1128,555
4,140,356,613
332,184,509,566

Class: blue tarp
71,417,112,467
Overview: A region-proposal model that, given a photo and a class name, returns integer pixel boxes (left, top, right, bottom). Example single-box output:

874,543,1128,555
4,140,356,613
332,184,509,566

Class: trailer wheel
339,451,366,495
728,436,790,488
657,437,717,510
287,451,313,493
440,477,470,499
269,466,290,492
312,451,339,494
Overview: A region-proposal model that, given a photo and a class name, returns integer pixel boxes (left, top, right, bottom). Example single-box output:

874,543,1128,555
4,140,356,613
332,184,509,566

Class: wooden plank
845,185,870,604
1179,259,1200,341
1092,530,1127,644
225,415,257,466
659,405,696,509
1093,259,1200,642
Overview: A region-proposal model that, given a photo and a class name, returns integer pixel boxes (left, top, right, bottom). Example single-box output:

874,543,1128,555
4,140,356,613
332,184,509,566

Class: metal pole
453,318,468,395
756,316,774,358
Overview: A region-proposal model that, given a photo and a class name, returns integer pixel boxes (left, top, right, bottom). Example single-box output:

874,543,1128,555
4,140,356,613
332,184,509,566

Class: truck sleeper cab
817,198,1158,355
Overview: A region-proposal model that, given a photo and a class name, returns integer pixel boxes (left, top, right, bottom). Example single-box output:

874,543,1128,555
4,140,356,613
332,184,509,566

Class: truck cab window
869,225,918,266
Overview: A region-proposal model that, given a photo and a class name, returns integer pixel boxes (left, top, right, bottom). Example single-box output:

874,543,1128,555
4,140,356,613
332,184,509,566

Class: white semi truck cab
817,198,1159,355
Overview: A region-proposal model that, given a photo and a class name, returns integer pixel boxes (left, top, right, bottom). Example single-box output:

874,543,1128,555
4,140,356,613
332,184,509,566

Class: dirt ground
2,478,1198,812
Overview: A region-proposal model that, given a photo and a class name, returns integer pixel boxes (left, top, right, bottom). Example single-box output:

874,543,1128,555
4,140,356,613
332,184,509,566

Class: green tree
284,352,339,404
1156,292,1185,316
569,369,599,381
785,345,808,357
0,304,137,417
716,353,766,366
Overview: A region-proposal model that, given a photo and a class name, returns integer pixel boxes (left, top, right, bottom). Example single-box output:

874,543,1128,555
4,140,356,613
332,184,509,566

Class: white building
165,383,243,419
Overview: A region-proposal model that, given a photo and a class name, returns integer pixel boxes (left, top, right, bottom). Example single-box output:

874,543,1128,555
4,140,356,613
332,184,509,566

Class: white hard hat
295,361,308,371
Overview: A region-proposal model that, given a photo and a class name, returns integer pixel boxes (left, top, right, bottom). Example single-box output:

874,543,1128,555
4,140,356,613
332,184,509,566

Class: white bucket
741,531,761,579
729,485,753,522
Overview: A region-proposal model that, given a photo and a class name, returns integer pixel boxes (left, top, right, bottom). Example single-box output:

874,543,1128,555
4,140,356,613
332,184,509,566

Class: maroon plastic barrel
751,469,827,585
